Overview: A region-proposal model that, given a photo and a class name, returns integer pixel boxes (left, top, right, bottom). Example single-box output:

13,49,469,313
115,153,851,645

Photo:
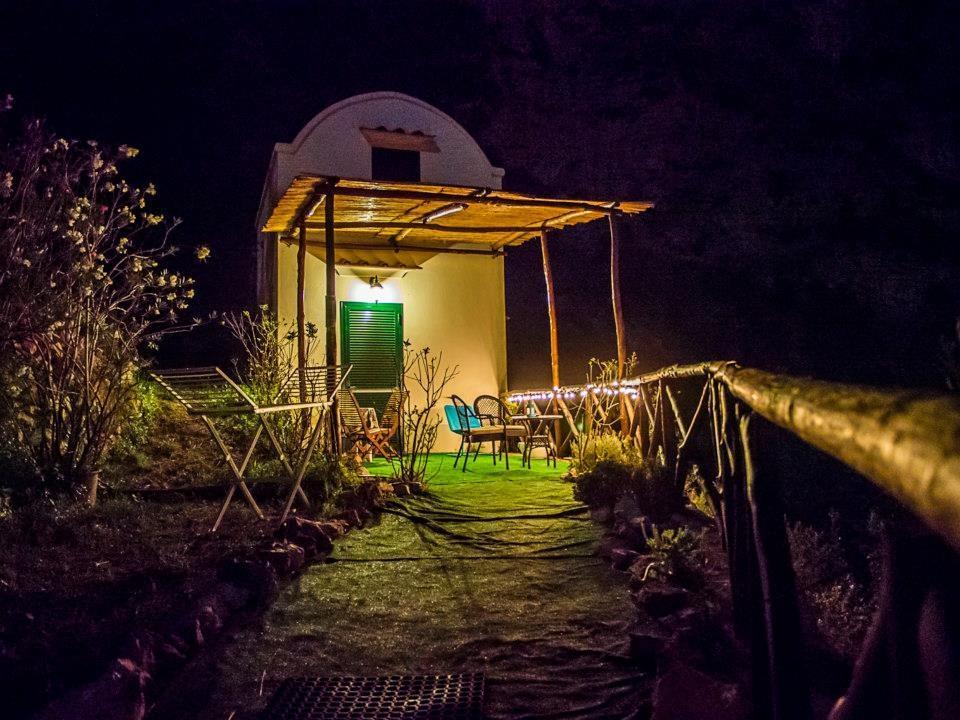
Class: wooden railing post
740,412,811,720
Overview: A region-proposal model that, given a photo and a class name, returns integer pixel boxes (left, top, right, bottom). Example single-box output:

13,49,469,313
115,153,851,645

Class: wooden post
296,222,307,397
740,412,811,720
609,214,628,435
539,229,560,390
540,229,562,451
324,184,340,454
324,185,337,374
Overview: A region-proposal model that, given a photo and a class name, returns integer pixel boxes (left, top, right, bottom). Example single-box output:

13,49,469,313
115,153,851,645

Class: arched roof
287,91,497,170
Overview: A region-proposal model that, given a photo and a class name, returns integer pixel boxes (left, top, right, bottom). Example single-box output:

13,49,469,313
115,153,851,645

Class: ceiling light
305,197,325,218
422,203,467,223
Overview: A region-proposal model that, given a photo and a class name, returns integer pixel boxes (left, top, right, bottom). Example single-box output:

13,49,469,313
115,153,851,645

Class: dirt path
152,456,649,719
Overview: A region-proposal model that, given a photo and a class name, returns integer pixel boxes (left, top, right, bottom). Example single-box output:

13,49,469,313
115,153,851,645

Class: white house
257,92,651,452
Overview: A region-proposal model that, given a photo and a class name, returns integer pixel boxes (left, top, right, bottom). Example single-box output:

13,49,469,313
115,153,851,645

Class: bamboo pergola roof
262,176,653,269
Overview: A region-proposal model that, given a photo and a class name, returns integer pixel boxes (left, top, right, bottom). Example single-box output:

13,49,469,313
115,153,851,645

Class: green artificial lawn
366,451,568,482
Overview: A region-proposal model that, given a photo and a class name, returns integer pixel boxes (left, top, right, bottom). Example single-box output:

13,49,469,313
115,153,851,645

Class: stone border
591,500,752,720
35,479,420,720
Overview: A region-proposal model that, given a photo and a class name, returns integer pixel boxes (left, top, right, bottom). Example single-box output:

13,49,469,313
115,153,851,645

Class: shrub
634,526,703,588
633,459,686,519
570,433,641,475
106,377,162,470
0,108,200,502
684,464,717,519
572,450,684,520
572,459,635,507
788,515,879,661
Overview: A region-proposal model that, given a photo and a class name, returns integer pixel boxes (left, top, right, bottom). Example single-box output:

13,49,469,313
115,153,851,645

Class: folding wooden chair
338,387,406,461
151,365,349,531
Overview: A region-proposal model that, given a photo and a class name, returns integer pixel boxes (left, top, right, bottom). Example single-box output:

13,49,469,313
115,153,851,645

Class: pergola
262,175,654,390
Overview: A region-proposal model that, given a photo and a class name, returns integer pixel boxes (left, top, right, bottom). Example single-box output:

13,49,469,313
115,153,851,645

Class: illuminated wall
277,245,507,452
263,92,509,452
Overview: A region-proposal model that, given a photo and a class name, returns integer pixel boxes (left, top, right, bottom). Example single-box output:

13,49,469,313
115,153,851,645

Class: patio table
511,414,562,468
150,365,349,531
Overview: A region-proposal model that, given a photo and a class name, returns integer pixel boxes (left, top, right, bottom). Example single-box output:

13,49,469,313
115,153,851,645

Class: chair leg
453,437,464,467
504,432,510,470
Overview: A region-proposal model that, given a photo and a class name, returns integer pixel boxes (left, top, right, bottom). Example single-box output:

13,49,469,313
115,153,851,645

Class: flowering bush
0,104,198,502
221,305,319,459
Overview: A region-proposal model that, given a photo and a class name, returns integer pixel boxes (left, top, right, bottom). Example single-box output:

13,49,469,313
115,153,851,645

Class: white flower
195,245,211,261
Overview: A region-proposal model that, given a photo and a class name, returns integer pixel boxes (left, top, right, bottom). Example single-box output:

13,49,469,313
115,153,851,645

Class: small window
371,147,421,182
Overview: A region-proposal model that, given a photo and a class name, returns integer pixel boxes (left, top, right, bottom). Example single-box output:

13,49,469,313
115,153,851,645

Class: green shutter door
340,301,403,415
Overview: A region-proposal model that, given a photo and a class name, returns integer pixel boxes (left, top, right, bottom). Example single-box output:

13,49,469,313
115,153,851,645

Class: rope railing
507,362,960,720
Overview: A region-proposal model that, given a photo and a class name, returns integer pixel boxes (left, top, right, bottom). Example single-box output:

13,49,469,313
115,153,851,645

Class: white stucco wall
257,91,504,235
277,245,507,452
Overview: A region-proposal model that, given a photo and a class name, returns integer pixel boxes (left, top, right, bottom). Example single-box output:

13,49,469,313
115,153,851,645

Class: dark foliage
0,1,956,387
573,458,684,520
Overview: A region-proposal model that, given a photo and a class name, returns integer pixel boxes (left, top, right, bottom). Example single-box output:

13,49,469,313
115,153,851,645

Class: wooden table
511,414,563,468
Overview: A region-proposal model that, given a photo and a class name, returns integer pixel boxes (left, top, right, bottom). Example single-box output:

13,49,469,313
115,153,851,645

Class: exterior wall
277,245,507,452
266,92,509,452
257,92,504,305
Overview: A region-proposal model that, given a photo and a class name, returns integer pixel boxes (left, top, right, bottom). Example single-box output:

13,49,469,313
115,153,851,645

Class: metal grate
261,673,485,720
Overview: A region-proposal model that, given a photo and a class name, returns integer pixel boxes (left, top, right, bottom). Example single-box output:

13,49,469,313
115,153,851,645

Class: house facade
256,92,509,451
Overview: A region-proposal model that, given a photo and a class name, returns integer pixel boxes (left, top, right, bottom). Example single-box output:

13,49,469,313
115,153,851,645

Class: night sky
3,0,959,389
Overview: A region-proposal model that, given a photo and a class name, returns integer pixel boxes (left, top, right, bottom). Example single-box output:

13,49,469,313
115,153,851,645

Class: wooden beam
360,127,440,153
281,237,504,257
304,220,542,234
326,183,622,214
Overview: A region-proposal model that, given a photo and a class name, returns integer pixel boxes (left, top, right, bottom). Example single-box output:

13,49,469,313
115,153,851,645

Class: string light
508,380,649,404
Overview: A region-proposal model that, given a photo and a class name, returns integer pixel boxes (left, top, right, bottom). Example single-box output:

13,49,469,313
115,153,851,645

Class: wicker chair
472,394,528,470
450,395,504,471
